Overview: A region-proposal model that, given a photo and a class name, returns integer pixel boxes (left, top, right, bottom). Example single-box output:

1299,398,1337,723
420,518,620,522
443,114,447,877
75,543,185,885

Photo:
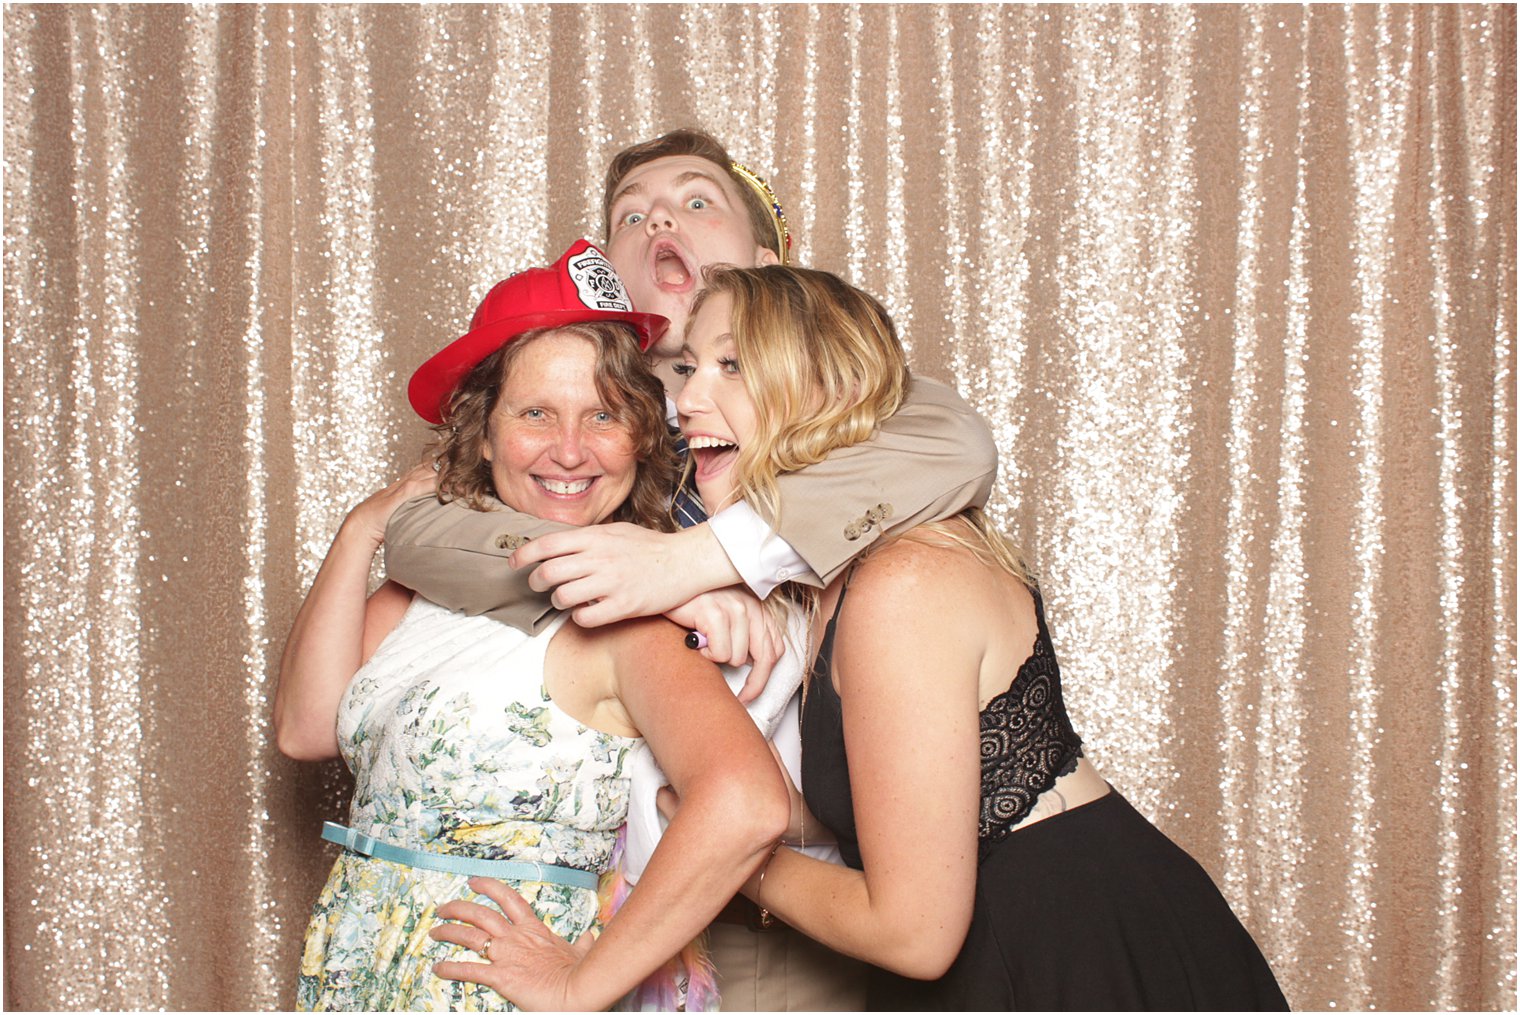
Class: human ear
755,245,780,267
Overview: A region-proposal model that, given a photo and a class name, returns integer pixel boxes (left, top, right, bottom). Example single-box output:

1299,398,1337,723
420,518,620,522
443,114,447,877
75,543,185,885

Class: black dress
800,582,1289,1011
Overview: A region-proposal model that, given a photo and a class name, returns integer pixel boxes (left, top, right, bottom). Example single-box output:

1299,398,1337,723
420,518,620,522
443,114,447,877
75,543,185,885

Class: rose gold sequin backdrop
2,4,1514,1010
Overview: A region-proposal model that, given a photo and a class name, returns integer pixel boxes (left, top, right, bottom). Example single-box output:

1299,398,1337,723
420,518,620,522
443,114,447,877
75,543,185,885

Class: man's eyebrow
611,170,727,208
610,180,645,207
672,169,725,191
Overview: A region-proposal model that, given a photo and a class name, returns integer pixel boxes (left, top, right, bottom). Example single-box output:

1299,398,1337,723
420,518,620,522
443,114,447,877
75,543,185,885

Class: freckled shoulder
848,531,988,607
596,615,733,741
840,528,1036,667
602,614,717,680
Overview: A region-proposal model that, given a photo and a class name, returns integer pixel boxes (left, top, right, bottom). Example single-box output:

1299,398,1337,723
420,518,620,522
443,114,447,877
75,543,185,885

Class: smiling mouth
536,477,595,496
651,240,694,291
686,435,738,479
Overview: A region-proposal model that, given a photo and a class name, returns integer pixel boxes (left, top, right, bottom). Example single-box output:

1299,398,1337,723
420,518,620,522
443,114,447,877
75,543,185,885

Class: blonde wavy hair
693,264,1031,585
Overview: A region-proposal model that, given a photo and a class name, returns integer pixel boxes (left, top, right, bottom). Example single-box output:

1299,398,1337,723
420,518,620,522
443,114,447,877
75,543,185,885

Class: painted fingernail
685,630,708,650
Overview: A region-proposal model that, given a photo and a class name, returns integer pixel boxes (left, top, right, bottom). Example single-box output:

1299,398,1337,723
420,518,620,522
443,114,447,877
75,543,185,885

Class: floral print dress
297,600,635,1011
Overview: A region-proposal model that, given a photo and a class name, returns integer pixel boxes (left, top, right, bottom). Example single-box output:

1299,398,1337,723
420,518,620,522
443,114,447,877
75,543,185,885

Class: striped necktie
670,429,708,528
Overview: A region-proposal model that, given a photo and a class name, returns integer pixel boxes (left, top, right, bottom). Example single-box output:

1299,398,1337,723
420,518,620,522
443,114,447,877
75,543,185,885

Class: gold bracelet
755,843,782,928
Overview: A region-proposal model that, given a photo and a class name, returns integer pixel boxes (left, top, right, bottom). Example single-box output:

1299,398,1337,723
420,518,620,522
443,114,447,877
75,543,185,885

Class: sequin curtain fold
3,5,1514,1010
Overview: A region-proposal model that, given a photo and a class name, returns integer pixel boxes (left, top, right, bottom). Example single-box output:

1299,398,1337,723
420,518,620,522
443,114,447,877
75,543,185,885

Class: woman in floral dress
275,242,787,1011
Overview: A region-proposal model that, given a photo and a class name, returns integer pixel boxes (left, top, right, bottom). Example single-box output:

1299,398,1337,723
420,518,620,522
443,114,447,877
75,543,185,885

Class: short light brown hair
432,323,678,531
601,128,783,260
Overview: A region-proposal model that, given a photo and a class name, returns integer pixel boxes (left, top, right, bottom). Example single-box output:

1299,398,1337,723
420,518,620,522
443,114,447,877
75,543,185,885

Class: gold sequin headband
729,161,792,265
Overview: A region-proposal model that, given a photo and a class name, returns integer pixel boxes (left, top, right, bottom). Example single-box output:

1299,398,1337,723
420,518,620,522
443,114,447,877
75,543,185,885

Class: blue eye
621,211,646,227
686,197,708,210
718,356,740,375
671,362,695,377
523,408,546,419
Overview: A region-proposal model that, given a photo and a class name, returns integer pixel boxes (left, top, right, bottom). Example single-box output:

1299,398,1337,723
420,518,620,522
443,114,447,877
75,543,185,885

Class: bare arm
273,471,428,760
575,618,789,1005
740,541,986,978
432,617,789,1009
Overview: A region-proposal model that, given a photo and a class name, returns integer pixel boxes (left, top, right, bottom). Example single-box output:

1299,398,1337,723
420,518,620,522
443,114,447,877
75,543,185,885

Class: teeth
538,478,593,495
687,436,736,450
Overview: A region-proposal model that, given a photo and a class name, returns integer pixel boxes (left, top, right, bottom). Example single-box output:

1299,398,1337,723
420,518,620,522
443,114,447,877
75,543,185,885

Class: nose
644,198,678,234
549,419,588,467
675,367,709,419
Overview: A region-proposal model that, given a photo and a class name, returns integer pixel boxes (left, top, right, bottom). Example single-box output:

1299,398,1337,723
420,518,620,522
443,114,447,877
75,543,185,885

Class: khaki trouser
707,921,870,1011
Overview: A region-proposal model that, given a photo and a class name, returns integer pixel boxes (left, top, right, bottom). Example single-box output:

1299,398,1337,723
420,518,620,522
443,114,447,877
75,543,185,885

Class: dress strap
813,566,856,674
827,573,852,625
824,558,864,627
810,564,862,709
1029,584,1052,648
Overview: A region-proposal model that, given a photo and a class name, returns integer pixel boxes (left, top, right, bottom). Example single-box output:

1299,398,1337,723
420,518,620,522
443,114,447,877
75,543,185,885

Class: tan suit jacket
384,376,997,633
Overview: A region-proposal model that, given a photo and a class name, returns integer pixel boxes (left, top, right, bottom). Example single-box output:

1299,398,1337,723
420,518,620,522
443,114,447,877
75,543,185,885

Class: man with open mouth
386,129,996,641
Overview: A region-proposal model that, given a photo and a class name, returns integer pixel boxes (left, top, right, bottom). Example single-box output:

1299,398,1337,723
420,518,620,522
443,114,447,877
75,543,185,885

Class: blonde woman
448,264,1287,1011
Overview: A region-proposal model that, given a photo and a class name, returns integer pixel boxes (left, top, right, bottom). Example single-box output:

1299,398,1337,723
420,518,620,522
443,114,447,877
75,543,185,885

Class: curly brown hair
431,323,678,532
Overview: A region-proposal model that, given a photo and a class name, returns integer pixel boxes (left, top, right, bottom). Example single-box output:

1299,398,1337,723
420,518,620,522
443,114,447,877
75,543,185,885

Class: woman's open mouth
686,435,738,480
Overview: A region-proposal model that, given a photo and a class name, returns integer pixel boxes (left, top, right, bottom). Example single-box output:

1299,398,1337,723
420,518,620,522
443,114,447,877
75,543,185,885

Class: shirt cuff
707,501,818,598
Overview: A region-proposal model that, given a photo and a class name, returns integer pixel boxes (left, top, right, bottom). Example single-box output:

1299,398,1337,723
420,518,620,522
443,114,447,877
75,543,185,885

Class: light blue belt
321,821,600,890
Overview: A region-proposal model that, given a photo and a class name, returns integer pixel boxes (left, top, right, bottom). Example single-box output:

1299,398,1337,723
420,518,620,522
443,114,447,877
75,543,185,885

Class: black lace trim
977,588,1083,855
